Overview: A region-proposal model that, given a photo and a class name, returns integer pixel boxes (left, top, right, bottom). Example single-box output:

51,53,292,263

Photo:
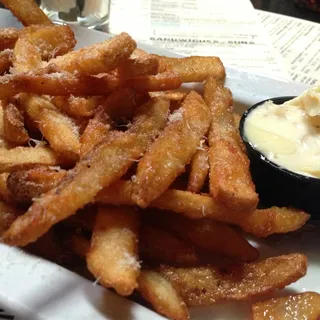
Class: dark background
0,1,319,23
251,0,320,23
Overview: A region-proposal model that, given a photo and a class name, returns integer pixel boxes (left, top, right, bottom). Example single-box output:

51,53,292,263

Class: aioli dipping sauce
244,86,320,178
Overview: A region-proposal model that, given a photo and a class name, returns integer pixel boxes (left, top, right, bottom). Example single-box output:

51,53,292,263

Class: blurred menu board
257,10,320,86
109,0,288,79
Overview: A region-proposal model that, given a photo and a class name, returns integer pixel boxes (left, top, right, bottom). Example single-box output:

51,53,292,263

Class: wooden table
251,0,320,23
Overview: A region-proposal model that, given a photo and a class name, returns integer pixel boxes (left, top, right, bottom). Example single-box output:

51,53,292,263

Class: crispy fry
140,225,200,266
3,102,29,145
2,98,169,246
0,200,21,235
0,71,124,99
0,0,52,26
0,146,60,173
0,28,19,51
80,108,112,157
160,253,307,306
148,212,258,262
87,206,140,296
125,71,182,92
149,90,187,102
53,96,105,118
117,56,159,78
204,77,258,211
103,87,149,121
0,49,12,74
97,182,310,237
187,145,209,193
7,166,67,203
133,91,211,207
152,55,225,82
251,292,320,320
49,33,136,75
20,94,81,161
0,173,13,203
138,270,189,320
20,25,76,60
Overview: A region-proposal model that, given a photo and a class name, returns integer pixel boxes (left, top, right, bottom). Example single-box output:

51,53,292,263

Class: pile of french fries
0,1,318,319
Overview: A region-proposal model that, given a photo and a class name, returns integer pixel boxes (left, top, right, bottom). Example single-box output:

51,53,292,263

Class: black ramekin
240,96,320,217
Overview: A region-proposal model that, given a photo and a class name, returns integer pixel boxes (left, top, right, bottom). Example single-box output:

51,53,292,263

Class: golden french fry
149,90,187,102
80,108,112,157
204,77,258,211
20,94,81,161
0,146,60,173
117,56,159,78
138,270,189,320
0,172,13,203
49,33,136,75
53,96,105,118
160,253,307,306
0,0,52,26
96,181,310,237
0,49,12,75
0,200,21,235
0,71,124,99
2,98,169,246
87,206,140,296
133,91,211,207
140,224,200,266
7,166,66,203
147,212,258,262
3,102,30,145
187,145,209,193
251,292,320,320
152,55,226,82
0,28,19,50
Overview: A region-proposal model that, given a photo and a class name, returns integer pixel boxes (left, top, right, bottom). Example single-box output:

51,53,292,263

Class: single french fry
3,102,30,145
87,206,140,296
187,145,209,193
117,56,159,78
20,94,80,161
0,0,52,26
204,77,258,211
80,108,112,157
7,166,67,203
140,224,200,266
0,49,12,75
0,200,21,235
133,91,211,207
0,71,124,99
48,32,136,75
2,98,169,246
53,96,105,118
0,28,19,51
251,292,320,320
0,146,60,173
103,87,149,122
149,90,187,102
138,270,189,320
147,212,258,262
96,181,310,237
152,55,226,82
160,253,307,306
19,25,76,60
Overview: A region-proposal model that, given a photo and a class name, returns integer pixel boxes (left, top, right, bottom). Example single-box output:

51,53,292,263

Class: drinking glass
39,0,110,29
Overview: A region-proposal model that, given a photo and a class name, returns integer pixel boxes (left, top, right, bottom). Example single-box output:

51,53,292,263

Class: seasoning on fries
0,2,315,319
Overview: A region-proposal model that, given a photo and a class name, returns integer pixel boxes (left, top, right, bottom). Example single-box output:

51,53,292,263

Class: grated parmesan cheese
168,108,184,124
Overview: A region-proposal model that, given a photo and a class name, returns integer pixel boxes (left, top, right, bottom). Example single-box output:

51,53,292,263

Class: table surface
251,0,320,23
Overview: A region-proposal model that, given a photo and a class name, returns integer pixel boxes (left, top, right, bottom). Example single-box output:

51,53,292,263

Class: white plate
0,8,319,320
